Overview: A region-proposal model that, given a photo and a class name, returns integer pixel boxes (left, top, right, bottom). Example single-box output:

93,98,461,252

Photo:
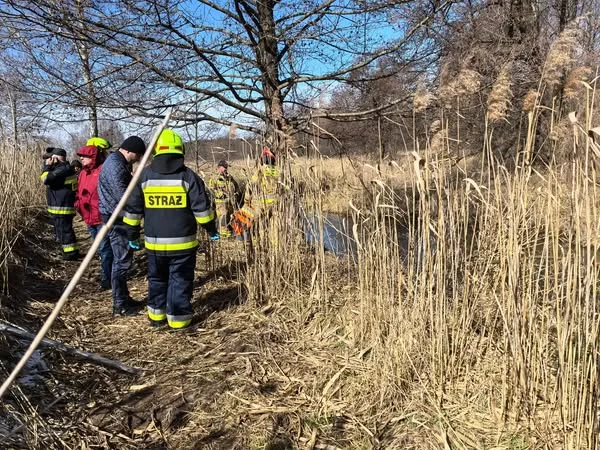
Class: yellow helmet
155,129,184,155
86,137,112,150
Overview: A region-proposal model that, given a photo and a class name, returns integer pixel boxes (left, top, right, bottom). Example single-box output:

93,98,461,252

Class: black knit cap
217,160,228,168
43,147,67,158
120,136,146,154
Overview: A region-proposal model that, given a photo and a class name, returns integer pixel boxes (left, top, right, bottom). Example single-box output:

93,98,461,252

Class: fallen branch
0,323,144,376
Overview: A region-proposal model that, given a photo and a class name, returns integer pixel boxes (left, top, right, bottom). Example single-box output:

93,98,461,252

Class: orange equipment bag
231,207,256,236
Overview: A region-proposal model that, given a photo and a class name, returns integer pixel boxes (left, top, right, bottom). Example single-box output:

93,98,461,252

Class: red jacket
75,145,106,226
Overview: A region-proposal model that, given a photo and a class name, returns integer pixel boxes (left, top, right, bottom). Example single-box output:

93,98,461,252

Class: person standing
123,129,218,330
71,159,82,175
208,160,240,238
98,136,146,316
75,144,113,290
231,147,281,237
41,147,79,260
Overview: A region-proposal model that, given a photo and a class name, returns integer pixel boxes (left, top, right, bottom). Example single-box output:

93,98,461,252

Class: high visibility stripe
141,179,190,190
123,212,143,226
167,314,192,329
148,307,167,321
142,185,187,193
144,235,198,252
62,243,79,253
48,207,76,215
260,195,277,205
40,171,49,181
194,209,215,224
65,175,78,185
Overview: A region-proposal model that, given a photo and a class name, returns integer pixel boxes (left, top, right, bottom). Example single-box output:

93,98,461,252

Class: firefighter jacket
244,166,281,210
123,154,217,255
41,161,77,215
208,174,240,207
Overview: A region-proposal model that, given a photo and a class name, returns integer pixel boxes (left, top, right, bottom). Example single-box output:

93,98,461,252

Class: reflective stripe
194,209,215,224
260,196,277,205
62,243,79,253
144,235,198,252
141,179,190,190
167,314,192,329
123,212,143,226
143,185,187,193
40,171,48,181
65,175,78,185
48,207,76,215
148,307,167,321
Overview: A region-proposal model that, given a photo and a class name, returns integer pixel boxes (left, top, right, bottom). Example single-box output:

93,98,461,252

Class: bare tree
1,0,452,151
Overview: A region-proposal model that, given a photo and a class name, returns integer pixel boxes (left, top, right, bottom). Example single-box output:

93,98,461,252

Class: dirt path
2,216,368,449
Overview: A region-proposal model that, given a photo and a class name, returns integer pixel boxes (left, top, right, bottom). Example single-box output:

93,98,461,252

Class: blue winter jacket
98,151,132,219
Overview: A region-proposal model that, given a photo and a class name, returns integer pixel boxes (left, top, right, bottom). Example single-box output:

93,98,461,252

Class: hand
209,232,220,241
128,239,142,251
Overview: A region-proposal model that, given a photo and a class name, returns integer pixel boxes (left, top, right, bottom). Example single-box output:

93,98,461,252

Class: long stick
0,109,172,398
0,323,144,375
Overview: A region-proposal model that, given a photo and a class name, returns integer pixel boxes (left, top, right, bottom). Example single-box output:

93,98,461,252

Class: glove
128,239,142,251
209,232,220,241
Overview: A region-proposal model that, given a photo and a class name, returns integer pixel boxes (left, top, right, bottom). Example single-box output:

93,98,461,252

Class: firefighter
41,147,79,260
208,160,240,238
231,147,281,237
245,147,280,211
123,129,219,330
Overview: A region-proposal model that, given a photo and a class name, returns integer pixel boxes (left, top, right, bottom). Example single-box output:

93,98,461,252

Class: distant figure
98,136,146,316
75,145,113,290
70,159,82,174
231,147,281,237
40,147,79,260
208,160,240,238
123,129,218,330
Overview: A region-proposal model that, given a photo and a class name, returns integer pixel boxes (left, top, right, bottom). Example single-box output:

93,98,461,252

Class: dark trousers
147,252,195,329
106,221,132,308
51,214,78,258
88,224,114,287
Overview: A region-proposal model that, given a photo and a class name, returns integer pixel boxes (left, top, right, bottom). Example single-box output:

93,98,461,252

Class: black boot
112,305,140,317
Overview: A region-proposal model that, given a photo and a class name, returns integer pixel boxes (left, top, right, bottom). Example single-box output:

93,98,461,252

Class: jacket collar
151,154,185,174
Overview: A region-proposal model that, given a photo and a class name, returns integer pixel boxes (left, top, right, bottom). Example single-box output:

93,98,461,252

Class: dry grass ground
2,79,600,448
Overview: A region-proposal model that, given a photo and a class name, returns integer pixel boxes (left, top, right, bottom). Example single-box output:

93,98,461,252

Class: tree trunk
75,0,98,137
8,90,18,149
255,0,288,153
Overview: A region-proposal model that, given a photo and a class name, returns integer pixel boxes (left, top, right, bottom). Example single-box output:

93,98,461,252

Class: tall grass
243,81,599,446
0,142,44,293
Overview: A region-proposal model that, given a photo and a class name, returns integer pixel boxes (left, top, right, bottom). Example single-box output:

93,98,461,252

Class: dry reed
487,64,513,122
0,143,44,292
543,19,583,87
